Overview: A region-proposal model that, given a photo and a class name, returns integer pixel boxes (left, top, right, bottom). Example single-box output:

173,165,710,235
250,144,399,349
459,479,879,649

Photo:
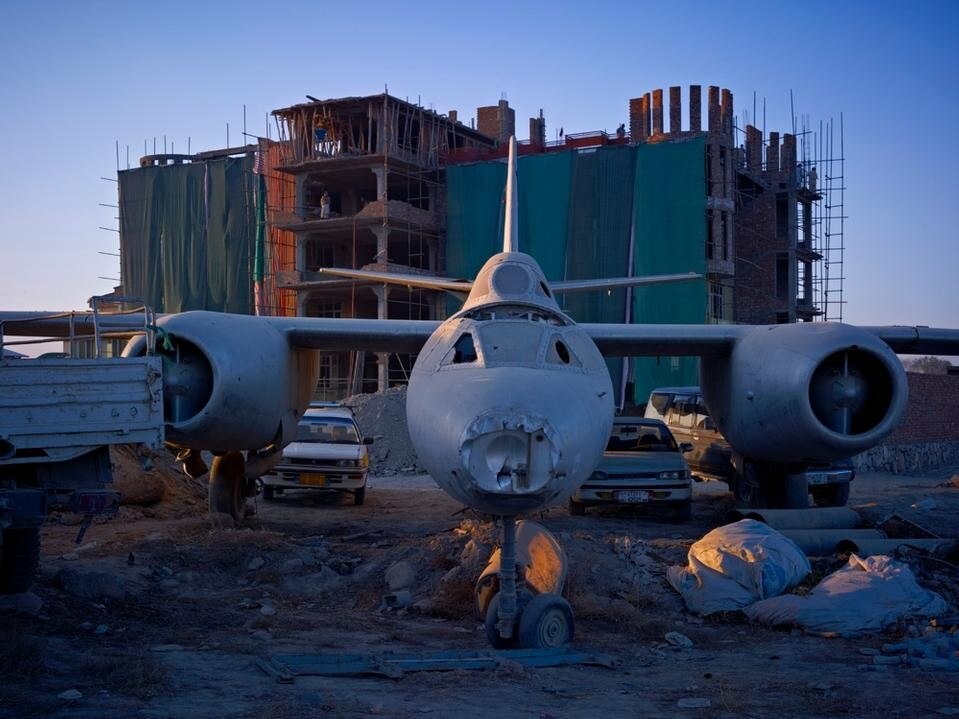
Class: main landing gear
208,451,250,523
483,515,575,650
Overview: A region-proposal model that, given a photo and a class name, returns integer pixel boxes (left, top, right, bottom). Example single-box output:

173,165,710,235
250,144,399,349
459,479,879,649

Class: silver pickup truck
644,386,854,508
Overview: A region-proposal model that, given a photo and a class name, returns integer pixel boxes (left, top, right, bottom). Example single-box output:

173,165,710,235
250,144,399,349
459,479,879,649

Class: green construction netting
119,156,256,314
631,137,707,403
445,138,707,405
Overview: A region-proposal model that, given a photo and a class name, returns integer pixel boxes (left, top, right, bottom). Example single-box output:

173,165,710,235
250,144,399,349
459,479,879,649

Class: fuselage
406,252,615,515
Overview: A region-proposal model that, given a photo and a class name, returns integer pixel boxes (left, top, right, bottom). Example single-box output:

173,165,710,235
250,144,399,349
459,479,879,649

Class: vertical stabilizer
503,136,518,253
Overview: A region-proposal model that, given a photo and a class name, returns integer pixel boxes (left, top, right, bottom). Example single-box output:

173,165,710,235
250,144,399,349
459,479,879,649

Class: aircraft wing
860,326,959,356
581,323,747,356
582,323,959,357
271,317,441,354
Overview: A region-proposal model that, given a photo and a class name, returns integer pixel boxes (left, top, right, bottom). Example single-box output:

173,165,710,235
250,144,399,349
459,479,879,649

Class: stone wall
854,440,959,474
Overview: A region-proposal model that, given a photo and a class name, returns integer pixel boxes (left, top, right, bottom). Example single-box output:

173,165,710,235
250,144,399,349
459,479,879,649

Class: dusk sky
0,1,956,329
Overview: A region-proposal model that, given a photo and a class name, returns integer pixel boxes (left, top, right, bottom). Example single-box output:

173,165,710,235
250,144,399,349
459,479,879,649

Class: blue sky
0,1,956,329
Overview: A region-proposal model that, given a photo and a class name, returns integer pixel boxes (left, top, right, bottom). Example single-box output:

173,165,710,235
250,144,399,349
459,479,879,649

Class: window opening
452,333,477,364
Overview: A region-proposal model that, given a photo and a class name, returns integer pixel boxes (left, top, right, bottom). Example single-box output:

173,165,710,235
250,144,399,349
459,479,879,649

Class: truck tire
733,461,765,508
0,527,41,594
811,483,850,507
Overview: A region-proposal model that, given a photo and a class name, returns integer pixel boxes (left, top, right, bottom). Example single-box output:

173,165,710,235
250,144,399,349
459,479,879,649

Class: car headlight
336,459,356,467
589,471,608,481
658,470,687,480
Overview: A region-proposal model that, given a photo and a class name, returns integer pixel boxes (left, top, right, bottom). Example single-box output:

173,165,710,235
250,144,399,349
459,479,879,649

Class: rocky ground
2,461,959,718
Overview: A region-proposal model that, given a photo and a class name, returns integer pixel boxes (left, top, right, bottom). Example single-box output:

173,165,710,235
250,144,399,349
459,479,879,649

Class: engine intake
124,311,319,453
701,323,907,463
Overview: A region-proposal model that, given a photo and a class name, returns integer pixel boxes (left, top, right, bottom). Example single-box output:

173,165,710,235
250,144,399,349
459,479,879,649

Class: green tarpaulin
445,137,707,405
119,155,256,314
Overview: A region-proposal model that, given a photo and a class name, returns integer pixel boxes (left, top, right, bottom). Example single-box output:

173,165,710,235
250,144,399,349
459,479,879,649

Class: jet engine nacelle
701,322,907,464
124,311,319,453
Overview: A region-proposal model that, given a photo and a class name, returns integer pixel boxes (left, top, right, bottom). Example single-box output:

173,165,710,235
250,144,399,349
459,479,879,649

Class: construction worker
808,166,818,192
320,190,331,219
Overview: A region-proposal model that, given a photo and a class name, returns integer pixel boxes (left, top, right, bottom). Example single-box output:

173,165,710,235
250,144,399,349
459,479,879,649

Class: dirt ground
3,465,959,719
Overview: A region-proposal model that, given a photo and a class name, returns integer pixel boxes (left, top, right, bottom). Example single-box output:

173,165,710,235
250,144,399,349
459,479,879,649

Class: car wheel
811,483,850,507
353,487,366,506
261,485,276,501
673,499,692,522
518,593,574,649
0,527,41,594
568,498,586,516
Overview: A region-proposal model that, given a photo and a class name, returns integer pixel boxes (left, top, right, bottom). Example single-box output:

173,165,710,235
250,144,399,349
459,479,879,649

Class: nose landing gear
483,515,574,649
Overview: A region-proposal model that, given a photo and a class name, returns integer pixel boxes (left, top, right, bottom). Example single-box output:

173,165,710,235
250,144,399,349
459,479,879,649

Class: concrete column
652,89,664,135
768,131,780,172
371,224,388,263
372,284,390,392
295,233,307,275
689,85,702,132
708,86,721,133
296,290,310,316
371,166,387,201
669,86,681,134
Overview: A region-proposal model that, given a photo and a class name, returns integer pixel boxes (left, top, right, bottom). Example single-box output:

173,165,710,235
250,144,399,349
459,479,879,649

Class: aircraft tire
0,527,41,594
518,593,574,649
208,451,246,522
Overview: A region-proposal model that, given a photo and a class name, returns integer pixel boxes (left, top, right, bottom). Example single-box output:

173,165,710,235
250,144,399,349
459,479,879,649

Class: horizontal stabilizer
317,268,472,294
551,272,702,294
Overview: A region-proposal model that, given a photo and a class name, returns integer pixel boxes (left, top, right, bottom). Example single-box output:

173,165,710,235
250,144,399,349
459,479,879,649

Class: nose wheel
484,515,574,649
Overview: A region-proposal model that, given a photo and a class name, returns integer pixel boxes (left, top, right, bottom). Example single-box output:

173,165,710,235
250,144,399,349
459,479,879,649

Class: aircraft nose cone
460,412,559,498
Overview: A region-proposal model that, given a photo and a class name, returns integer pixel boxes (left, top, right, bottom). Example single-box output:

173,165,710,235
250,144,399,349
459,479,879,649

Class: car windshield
606,422,677,452
295,417,360,444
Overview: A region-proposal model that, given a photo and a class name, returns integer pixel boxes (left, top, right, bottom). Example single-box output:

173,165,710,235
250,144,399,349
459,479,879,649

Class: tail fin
503,136,518,253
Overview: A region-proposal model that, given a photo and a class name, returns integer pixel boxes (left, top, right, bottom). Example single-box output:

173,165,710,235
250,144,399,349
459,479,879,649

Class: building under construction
115,86,844,404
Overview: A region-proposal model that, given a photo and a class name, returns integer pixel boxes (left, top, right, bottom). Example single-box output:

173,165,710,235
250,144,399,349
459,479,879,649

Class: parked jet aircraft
3,137,958,648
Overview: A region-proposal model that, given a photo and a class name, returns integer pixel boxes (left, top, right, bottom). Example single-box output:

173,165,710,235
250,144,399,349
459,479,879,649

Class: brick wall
886,372,959,443
734,190,791,323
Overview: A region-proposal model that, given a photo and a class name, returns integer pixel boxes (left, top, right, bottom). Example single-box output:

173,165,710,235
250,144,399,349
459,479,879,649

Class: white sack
744,554,946,636
667,519,811,615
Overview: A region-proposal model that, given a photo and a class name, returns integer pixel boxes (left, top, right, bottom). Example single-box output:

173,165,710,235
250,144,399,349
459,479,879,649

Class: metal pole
497,515,518,639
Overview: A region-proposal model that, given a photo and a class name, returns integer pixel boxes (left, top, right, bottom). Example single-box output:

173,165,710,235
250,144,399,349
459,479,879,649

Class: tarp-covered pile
669,519,947,636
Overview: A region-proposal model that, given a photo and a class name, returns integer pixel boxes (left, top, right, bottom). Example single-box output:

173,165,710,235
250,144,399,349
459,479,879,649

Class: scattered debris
57,689,83,701
384,560,416,591
664,631,694,650
677,697,711,709
912,499,938,511
247,557,267,572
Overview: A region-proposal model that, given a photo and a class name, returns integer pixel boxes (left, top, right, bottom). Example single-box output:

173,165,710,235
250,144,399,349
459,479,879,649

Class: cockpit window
479,323,544,364
546,336,581,367
452,333,478,364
